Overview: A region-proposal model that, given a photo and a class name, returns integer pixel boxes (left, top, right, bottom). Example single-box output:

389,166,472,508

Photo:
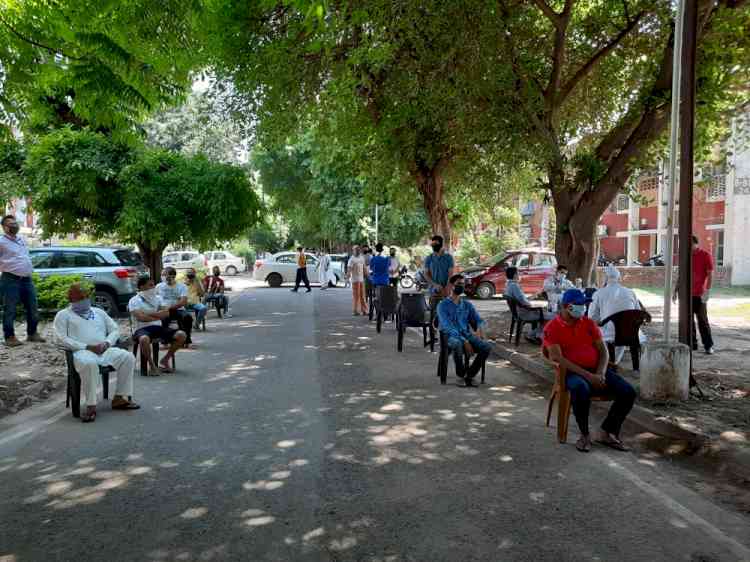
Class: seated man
588,265,648,367
543,264,574,313
54,283,139,422
203,266,230,317
184,267,208,329
156,267,193,346
128,277,186,374
543,289,637,453
437,274,493,387
503,266,554,344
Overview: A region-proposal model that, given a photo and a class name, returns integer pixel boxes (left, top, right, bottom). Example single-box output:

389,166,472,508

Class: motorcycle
399,267,429,290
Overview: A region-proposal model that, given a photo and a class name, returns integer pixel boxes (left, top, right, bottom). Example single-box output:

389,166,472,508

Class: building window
616,194,629,214
715,230,724,267
706,174,726,202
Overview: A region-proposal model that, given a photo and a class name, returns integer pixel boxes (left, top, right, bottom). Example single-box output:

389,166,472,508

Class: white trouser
73,348,135,407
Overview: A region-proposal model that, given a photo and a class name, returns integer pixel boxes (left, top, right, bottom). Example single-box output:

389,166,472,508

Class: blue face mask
72,298,92,317
568,304,586,318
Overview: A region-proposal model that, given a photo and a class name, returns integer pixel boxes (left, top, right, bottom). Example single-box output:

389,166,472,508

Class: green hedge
1,274,93,317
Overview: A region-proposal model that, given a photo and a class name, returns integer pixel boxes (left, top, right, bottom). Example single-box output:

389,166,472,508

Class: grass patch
635,286,750,299
714,303,750,317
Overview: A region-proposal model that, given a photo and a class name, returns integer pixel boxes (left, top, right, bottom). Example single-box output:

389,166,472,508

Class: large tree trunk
138,242,166,281
554,204,601,286
412,163,452,245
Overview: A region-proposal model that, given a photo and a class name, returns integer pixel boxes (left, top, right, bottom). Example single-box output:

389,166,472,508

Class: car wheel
477,282,495,300
267,273,283,288
226,265,238,276
94,290,118,316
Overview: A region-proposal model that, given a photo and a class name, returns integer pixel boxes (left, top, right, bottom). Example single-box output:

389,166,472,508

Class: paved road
1,286,749,562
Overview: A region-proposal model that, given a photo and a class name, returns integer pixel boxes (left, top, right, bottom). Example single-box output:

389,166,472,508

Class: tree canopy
25,128,262,276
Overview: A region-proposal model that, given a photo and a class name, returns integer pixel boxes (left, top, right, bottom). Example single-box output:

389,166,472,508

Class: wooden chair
542,347,613,443
599,309,651,371
435,316,486,385
506,297,545,346
396,293,434,352
64,349,114,419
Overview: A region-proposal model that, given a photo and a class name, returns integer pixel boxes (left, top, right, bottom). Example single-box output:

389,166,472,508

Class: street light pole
375,204,379,243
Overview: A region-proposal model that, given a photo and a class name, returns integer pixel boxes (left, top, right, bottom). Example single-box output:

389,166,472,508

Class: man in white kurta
543,265,575,313
588,266,647,365
317,251,333,289
54,283,138,421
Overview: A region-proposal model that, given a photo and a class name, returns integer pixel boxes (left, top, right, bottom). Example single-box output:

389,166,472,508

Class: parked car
464,249,558,300
329,254,348,280
205,251,245,275
253,252,347,287
29,246,148,316
162,251,206,271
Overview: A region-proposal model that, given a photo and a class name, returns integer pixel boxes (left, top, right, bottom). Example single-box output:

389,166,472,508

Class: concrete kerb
491,343,750,482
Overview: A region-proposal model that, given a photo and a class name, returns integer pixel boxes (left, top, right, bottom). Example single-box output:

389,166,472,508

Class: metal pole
662,0,686,342
678,0,698,359
375,204,379,243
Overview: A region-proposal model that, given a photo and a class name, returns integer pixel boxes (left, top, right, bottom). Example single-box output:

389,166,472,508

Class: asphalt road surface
1,285,749,562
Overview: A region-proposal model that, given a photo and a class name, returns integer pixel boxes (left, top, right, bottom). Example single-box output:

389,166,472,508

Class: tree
0,134,28,206
498,0,750,280
203,1,526,243
25,128,262,277
0,0,203,136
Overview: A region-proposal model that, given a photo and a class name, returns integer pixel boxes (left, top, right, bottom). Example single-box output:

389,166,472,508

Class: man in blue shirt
437,274,493,387
424,235,454,297
503,266,554,344
368,243,391,287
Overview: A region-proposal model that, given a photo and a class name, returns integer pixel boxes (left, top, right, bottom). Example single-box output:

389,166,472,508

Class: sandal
81,408,97,423
596,434,629,452
576,436,591,452
112,399,141,410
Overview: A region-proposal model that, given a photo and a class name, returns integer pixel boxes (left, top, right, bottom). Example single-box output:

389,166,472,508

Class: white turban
604,265,621,282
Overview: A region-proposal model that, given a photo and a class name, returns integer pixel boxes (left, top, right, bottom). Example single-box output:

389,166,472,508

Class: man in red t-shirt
690,235,715,354
543,289,636,453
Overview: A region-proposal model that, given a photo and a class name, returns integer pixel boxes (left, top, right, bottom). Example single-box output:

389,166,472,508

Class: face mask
390,253,396,257
187,273,196,279
568,304,585,318
140,288,157,300
453,285,465,296
432,244,442,253
167,276,176,285
558,273,567,280
6,225,19,236
71,298,92,316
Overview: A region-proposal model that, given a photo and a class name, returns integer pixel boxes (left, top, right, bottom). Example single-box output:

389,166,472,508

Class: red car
463,249,558,299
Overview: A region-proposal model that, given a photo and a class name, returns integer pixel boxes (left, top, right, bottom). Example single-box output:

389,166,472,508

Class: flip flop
576,437,591,452
112,401,141,410
81,409,97,423
596,436,629,451
159,365,175,373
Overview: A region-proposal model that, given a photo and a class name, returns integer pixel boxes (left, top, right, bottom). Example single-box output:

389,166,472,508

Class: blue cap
561,288,586,306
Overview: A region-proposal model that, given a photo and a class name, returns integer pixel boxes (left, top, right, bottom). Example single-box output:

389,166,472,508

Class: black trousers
163,309,193,344
692,296,714,350
294,268,310,290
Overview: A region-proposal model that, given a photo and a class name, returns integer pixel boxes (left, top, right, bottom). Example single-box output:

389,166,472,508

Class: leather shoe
4,336,23,347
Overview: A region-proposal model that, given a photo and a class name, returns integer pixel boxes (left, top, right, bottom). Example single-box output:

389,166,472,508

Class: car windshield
114,250,143,266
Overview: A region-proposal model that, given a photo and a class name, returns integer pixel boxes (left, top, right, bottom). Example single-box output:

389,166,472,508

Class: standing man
368,243,391,288
424,234,455,323
0,215,46,347
291,246,311,293
388,247,401,287
55,283,139,422
437,274,493,387
317,249,332,290
347,246,367,315
689,235,715,354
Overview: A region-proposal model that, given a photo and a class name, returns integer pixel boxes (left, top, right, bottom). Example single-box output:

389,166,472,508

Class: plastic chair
129,316,175,376
396,293,434,352
599,309,651,371
543,346,613,443
506,298,545,346
374,285,399,333
64,349,114,419
435,316,486,385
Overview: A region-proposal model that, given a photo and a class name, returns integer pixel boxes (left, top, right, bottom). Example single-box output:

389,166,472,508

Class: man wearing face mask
388,247,401,287
0,215,46,347
437,274,492,387
347,246,367,315
424,235,455,327
543,265,574,313
129,277,186,374
54,283,139,422
156,267,193,347
504,267,553,344
543,289,636,453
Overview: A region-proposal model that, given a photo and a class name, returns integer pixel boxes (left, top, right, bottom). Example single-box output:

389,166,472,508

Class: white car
162,251,206,271
254,251,342,287
205,251,245,275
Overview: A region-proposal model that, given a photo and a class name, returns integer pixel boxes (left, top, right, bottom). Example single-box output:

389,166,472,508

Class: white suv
162,251,206,271
205,251,245,275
